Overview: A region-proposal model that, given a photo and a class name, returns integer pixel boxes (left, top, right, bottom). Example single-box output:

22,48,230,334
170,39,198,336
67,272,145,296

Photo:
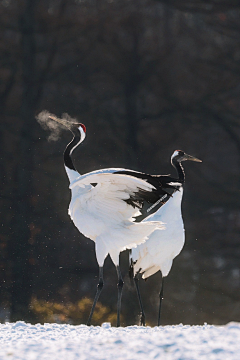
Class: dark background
1,0,240,326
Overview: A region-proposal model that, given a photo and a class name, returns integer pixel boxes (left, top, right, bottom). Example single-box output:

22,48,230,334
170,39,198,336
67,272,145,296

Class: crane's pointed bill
48,115,72,129
49,115,86,135
184,154,202,162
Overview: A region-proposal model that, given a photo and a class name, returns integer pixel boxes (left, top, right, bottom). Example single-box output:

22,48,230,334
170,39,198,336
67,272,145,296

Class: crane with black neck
129,150,202,326
47,115,171,327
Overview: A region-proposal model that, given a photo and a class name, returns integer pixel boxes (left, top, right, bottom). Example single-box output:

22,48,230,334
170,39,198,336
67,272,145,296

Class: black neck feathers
64,130,81,171
172,159,185,183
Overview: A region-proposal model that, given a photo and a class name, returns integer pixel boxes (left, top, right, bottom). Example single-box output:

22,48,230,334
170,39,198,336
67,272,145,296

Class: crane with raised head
46,114,170,327
129,150,202,326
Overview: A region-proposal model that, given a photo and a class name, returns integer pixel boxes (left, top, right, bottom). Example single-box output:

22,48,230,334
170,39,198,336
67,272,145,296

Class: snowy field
0,321,240,360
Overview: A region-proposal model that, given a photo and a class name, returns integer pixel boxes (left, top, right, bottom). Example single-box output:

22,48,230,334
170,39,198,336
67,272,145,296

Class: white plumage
68,169,164,266
131,187,184,279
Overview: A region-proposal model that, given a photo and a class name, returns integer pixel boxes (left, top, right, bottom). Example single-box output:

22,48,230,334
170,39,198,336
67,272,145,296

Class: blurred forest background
1,0,240,326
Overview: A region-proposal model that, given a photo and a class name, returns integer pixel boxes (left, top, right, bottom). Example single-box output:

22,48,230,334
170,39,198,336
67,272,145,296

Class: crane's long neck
172,160,185,184
64,130,81,183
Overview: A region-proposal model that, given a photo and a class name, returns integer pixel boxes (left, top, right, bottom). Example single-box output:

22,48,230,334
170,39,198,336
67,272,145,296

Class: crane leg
157,276,164,326
87,266,104,326
116,265,124,327
134,276,146,326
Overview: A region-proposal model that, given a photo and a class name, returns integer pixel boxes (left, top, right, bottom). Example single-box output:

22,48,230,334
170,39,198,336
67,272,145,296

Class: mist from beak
36,110,77,141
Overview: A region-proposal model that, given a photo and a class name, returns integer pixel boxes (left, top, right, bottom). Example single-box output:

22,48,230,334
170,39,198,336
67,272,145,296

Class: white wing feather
68,171,165,265
70,170,154,191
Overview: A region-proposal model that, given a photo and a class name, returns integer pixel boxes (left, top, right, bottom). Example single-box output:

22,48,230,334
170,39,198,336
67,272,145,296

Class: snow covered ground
0,321,239,360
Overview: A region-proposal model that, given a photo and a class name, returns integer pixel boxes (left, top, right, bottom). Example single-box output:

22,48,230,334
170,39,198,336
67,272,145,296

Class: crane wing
68,172,165,252
70,172,156,215
70,171,174,218
114,170,181,221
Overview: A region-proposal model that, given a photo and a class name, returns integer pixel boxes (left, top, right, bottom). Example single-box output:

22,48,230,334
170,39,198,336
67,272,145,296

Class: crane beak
184,153,202,162
48,115,72,130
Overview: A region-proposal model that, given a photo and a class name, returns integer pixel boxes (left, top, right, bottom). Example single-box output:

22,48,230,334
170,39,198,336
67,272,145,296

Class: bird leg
86,266,104,326
157,276,164,326
116,265,124,327
134,276,146,326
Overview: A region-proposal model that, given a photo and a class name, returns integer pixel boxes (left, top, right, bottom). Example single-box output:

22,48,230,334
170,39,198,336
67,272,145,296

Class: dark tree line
0,0,240,325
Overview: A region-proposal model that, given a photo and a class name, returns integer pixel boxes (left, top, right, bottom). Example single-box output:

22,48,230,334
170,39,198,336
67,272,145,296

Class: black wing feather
114,170,182,221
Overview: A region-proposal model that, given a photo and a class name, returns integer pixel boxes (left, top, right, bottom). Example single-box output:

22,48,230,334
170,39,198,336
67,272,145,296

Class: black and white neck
170,149,202,186
171,151,185,184
64,124,86,183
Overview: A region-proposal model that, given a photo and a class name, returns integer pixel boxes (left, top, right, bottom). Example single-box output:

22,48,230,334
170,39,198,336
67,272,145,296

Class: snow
0,321,240,360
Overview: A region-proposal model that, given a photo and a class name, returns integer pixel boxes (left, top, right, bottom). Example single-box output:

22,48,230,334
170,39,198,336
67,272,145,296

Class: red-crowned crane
47,115,169,327
129,150,202,326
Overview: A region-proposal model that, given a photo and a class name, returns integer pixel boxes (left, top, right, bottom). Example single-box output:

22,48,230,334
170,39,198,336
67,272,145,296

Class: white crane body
45,116,169,326
131,187,184,278
67,168,164,266
128,149,201,326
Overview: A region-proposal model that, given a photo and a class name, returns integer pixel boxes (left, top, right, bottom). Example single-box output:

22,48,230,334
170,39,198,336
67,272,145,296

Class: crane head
171,150,202,163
